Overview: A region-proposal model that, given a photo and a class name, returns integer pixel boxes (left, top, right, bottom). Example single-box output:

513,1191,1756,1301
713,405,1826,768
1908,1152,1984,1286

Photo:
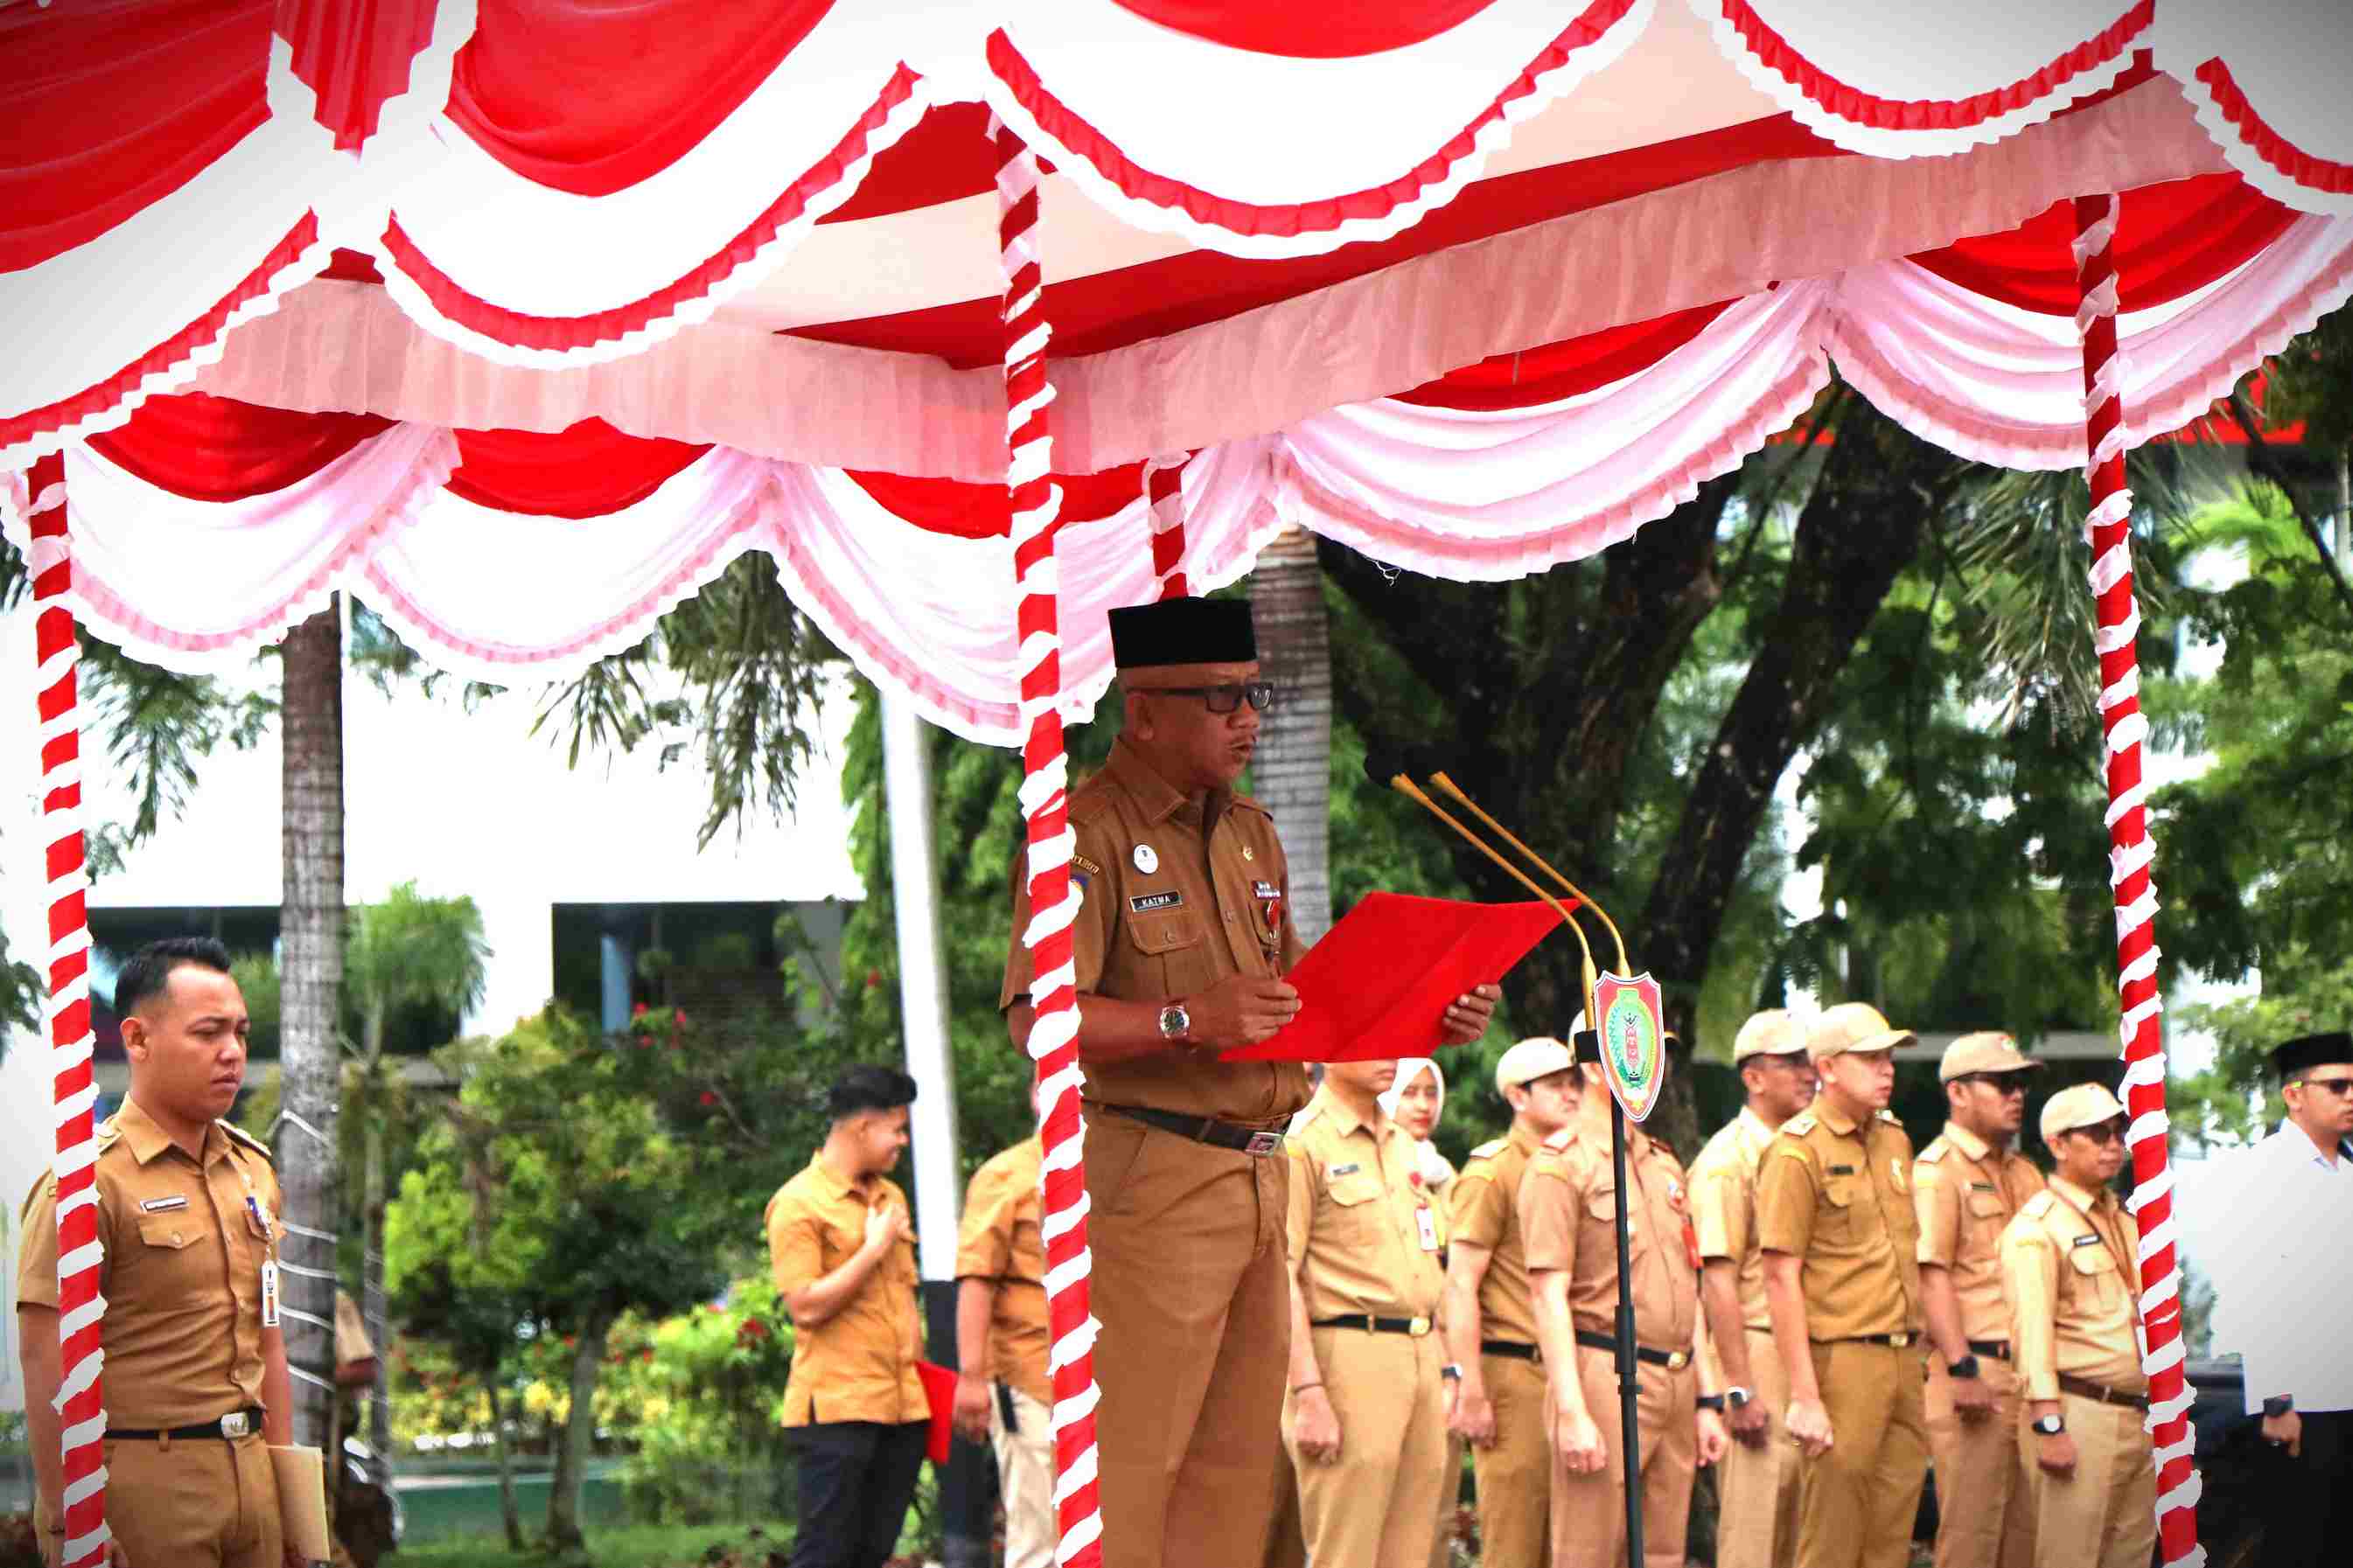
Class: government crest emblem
1590,971,1666,1123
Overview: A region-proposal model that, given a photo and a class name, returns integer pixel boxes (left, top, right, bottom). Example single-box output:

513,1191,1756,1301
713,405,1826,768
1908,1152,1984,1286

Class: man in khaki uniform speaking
1001,596,1503,1568
1997,1084,2151,1568
1756,1002,1929,1568
1281,1058,1451,1568
16,937,301,1568
1522,1047,1729,1568
952,1121,1054,1568
1444,1036,1580,1568
1914,1033,2047,1568
1690,1009,1818,1568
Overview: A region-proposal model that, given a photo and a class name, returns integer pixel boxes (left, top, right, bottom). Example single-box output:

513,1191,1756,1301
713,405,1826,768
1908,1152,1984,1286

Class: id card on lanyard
234,1159,282,1328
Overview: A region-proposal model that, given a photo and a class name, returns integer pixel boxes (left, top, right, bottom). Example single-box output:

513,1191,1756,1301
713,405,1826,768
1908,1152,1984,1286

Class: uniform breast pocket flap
1819,1177,1859,1234
1327,1174,1383,1209
136,1212,203,1262
1965,1192,2007,1220
2067,1245,2117,1281
1126,911,1203,955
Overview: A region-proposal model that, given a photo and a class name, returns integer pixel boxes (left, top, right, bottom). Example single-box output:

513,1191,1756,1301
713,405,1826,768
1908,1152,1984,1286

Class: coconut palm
1251,526,1336,945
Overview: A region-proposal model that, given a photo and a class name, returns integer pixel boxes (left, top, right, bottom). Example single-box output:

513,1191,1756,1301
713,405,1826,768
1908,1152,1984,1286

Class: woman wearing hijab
1381,1057,1462,1565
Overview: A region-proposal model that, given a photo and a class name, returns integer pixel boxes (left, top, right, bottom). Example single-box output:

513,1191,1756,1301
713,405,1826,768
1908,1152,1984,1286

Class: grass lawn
391,1520,796,1568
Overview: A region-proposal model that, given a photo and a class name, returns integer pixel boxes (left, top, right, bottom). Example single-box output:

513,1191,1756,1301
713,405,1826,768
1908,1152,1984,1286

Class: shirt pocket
1584,1185,1635,1244
133,1211,213,1295
1326,1172,1389,1247
1125,909,1213,995
1818,1175,1861,1245
2066,1244,2120,1308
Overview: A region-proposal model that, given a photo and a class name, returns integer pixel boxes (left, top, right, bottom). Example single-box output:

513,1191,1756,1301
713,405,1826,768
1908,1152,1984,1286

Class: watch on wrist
2263,1396,2294,1420
2031,1413,2066,1437
1949,1355,1981,1380
1157,1001,1190,1042
1725,1386,1753,1409
1696,1394,1727,1413
1441,1363,1463,1382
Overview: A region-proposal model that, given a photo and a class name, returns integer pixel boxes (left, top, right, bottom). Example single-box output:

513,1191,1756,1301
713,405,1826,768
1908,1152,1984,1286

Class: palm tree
344,883,489,1486
1251,526,1335,945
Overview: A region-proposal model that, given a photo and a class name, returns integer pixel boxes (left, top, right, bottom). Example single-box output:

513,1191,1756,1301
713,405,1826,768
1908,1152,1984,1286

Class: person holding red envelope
1000,597,1498,1568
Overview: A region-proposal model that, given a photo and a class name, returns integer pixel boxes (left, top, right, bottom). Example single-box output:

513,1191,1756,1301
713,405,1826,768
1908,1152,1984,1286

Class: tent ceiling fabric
4,0,2350,467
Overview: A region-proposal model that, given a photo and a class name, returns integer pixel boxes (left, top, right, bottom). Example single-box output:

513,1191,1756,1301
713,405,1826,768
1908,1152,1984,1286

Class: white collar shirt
2209,1122,2353,1414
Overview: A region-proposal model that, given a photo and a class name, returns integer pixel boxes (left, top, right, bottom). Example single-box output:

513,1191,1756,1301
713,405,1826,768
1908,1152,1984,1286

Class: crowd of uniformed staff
17,591,2349,1568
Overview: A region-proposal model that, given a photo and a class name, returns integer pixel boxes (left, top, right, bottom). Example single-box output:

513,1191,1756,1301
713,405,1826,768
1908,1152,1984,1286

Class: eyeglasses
1959,1074,2031,1096
2295,1076,2353,1098
1150,680,1277,714
2066,1122,2126,1146
1756,1053,1813,1072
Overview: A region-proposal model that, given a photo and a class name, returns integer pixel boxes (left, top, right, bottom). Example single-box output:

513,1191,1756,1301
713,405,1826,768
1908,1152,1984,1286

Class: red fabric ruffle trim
2193,59,2353,199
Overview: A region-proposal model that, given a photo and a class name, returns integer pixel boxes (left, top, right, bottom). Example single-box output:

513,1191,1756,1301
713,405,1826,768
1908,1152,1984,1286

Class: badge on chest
1416,1206,1440,1252
1253,881,1283,944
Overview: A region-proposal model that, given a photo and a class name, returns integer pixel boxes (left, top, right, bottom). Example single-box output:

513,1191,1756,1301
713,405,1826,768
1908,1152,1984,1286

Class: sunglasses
1958,1074,2031,1096
2065,1121,2126,1146
2295,1076,2353,1098
1151,680,1277,714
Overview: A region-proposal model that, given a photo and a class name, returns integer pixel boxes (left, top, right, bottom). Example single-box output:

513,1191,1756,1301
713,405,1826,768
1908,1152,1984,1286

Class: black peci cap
1108,598,1256,669
2272,1031,2353,1080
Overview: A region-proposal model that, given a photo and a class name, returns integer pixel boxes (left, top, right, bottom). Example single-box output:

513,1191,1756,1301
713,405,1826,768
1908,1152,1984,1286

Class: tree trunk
486,1364,525,1552
1252,526,1335,944
279,601,346,1451
363,1075,394,1489
545,1311,611,1552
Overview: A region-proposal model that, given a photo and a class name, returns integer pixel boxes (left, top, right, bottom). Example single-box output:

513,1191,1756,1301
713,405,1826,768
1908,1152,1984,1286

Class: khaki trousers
1285,1326,1450,1568
1925,1356,2033,1568
1473,1353,1552,1568
1086,1116,1293,1568
1716,1327,1803,1568
71,1432,283,1568
991,1385,1056,1568
2019,1394,2153,1568
1795,1340,1930,1568
1430,1431,1465,1568
1549,1343,1697,1568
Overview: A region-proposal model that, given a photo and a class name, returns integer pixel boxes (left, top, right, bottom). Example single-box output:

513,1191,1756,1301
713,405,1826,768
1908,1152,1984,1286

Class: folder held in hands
1219,892,1561,1063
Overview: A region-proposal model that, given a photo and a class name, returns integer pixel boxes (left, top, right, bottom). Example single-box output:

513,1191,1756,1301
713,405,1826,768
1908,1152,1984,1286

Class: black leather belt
1312,1314,1434,1336
1969,1339,2013,1361
1828,1332,1919,1348
1104,1104,1285,1156
2059,1373,2148,1411
105,1407,262,1441
1574,1329,1693,1369
1481,1339,1542,1362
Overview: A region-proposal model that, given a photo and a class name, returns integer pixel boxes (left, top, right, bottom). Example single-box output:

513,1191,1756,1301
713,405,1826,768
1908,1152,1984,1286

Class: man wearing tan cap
1443,1036,1581,1567
1690,1010,1817,1568
1915,1034,2047,1568
1756,1002,1928,1568
1997,1084,2149,1568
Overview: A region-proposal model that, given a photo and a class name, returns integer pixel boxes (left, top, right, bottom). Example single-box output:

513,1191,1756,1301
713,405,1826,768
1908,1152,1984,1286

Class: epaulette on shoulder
1541,1126,1577,1153
1917,1139,1950,1164
220,1120,275,1163
94,1117,123,1149
1292,1100,1328,1130
1467,1138,1507,1160
2020,1191,2056,1220
1782,1112,1818,1138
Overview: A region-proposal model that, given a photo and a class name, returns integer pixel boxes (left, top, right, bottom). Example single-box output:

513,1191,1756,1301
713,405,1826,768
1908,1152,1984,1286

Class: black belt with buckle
105,1407,262,1441
1832,1331,1919,1348
1969,1339,2013,1361
1481,1339,1542,1362
1312,1314,1434,1337
1574,1329,1693,1369
1104,1104,1286,1156
2058,1373,2148,1411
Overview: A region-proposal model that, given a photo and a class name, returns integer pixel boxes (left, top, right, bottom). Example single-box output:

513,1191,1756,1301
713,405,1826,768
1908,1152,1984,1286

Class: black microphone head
1362,741,1437,787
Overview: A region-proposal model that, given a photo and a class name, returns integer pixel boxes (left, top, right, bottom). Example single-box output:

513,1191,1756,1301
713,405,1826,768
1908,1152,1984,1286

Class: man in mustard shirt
16,938,302,1568
1756,1002,1928,1568
1915,1033,2046,1568
1997,1084,2149,1568
766,1064,927,1568
1282,1058,1451,1568
1444,1036,1580,1568
952,1124,1053,1568
1690,1009,1817,1568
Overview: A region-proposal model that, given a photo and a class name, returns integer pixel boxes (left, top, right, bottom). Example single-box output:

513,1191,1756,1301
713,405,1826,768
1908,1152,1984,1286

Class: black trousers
2258,1408,2353,1568
789,1418,930,1568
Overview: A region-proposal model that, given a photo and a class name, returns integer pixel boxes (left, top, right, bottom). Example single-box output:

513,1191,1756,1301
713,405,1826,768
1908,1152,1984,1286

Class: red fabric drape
846,463,1148,539
1398,298,1738,410
0,0,270,271
85,393,390,502
445,420,709,518
1911,173,2298,316
276,0,442,151
443,0,837,197
1109,0,1499,58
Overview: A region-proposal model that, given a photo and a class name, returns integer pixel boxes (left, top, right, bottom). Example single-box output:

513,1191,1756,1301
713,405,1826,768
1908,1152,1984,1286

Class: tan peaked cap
1806,1001,1916,1063
1496,1036,1575,1095
1732,1009,1808,1063
2041,1081,2128,1145
1938,1031,2042,1082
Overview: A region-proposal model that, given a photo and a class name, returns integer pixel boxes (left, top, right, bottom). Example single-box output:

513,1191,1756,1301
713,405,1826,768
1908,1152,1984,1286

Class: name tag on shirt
1253,881,1281,900
2073,1234,2102,1248
1329,1162,1361,1178
1129,890,1183,913
1416,1208,1440,1252
261,1261,281,1327
1827,1164,1856,1175
139,1195,189,1213
1969,1181,1997,1193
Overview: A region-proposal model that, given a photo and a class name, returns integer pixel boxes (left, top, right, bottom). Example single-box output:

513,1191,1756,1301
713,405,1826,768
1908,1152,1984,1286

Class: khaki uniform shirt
999,735,1311,1124
1285,1091,1445,1321
14,1098,284,1428
1519,1122,1700,1350
1914,1121,2045,1344
1450,1125,1543,1346
1998,1176,2145,1401
1689,1106,1780,1334
1755,1101,1924,1339
766,1153,926,1425
954,1137,1051,1406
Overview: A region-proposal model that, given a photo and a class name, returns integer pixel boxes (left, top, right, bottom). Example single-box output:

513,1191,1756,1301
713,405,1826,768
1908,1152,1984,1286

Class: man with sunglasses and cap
2204,1030,2353,1568
1996,1083,2148,1568
1000,596,1498,1568
1690,1010,1818,1568
1915,1034,2047,1568
1756,1001,1928,1568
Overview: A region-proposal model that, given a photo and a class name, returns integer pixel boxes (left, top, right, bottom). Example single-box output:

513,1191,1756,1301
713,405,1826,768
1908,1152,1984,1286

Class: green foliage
346,882,492,1056
605,1275,797,1523
2175,949,2353,1145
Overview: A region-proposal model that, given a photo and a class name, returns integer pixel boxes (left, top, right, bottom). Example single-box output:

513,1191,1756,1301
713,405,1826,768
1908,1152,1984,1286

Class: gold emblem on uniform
1240,845,1254,861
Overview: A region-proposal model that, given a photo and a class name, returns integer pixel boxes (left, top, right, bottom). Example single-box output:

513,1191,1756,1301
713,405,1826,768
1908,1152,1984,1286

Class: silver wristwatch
1158,1001,1190,1042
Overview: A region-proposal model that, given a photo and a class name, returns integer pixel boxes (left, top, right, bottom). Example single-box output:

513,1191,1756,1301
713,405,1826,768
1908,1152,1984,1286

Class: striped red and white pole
2072,192,2204,1568
995,116,1105,1568
1142,453,1190,600
27,461,113,1568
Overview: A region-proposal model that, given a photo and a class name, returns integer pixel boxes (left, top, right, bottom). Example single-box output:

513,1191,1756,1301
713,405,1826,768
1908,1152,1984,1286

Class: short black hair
827,1063,918,1122
114,937,234,1018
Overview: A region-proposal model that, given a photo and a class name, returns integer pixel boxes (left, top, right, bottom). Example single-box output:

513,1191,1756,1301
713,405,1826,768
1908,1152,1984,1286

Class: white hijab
1379,1057,1457,1192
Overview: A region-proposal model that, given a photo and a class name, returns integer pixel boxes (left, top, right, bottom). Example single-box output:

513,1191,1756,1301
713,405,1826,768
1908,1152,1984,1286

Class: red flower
673,1008,688,1026
632,1002,649,1019
866,968,883,990
699,1091,717,1107
635,1035,651,1049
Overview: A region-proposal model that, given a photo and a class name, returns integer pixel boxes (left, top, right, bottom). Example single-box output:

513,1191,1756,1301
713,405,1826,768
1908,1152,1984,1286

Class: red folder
1219,892,1561,1063
916,1361,959,1464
